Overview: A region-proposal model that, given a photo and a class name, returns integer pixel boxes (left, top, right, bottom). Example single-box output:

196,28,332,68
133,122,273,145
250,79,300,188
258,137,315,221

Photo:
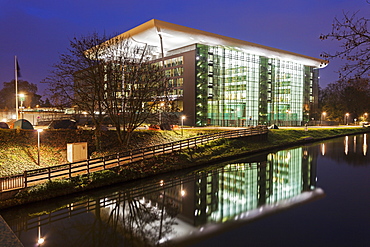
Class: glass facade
195,44,317,127
154,56,184,112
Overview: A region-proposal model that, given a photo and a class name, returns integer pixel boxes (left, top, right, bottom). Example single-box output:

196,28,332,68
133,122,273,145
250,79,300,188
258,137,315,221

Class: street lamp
19,93,25,119
345,113,349,125
159,103,164,124
181,116,185,136
230,109,234,127
321,112,326,126
37,129,43,165
286,110,291,126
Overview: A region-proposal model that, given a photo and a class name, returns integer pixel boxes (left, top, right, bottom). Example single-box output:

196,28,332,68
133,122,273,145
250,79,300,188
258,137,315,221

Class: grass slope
0,128,221,177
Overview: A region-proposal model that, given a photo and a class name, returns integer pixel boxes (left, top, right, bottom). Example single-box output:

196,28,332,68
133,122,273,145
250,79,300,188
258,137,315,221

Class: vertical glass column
267,59,306,126
259,57,269,125
195,44,209,126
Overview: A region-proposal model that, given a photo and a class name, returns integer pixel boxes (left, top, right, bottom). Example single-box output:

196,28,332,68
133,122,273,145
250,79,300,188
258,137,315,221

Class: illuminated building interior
102,19,327,126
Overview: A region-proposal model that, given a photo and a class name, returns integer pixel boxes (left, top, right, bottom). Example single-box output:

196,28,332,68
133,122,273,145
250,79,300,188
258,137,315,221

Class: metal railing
0,126,268,192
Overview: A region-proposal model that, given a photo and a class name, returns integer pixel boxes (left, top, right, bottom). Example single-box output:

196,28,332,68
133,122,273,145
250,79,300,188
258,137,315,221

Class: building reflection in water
3,146,324,247
185,147,318,230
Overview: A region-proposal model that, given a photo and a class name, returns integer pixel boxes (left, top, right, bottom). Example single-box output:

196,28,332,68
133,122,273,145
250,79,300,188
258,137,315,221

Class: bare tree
45,32,169,149
44,33,109,150
97,39,168,145
320,5,370,79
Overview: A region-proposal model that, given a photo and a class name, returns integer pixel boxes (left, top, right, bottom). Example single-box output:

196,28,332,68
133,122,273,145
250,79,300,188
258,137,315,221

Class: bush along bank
1,127,369,210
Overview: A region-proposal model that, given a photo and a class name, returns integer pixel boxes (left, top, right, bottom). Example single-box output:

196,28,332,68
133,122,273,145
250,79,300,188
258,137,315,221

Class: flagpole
15,56,19,120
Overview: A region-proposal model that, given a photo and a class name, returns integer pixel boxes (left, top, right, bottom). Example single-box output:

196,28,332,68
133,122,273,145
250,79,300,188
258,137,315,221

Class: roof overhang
111,19,328,68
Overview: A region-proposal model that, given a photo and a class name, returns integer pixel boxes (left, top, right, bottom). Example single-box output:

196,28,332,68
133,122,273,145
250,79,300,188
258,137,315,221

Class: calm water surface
1,134,370,247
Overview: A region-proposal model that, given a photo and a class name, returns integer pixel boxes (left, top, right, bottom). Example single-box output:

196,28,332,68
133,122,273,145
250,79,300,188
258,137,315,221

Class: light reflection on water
1,134,369,247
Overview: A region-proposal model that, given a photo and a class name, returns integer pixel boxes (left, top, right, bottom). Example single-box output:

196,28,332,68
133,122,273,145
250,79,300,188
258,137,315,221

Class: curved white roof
112,19,328,68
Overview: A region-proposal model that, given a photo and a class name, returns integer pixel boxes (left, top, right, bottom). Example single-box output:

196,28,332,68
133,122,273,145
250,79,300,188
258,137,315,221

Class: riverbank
0,127,369,210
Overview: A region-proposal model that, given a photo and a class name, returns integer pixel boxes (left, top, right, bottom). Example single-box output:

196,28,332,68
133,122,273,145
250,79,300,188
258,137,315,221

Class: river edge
1,127,369,210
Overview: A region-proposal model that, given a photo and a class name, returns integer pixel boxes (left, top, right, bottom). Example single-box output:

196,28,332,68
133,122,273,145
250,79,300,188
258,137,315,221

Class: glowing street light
286,109,291,126
345,113,349,125
37,129,43,165
159,102,164,124
181,116,186,136
321,112,326,126
19,93,25,119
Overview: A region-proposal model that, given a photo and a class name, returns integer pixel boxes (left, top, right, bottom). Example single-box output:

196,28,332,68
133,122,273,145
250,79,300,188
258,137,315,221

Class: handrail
0,126,267,192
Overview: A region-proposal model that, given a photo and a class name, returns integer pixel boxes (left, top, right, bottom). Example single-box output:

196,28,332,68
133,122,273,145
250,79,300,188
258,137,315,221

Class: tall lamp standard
159,102,164,124
286,110,291,126
37,129,43,165
181,116,185,136
345,113,349,125
19,93,25,119
321,112,326,126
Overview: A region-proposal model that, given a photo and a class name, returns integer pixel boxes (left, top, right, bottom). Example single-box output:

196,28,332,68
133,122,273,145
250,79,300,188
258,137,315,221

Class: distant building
104,19,328,127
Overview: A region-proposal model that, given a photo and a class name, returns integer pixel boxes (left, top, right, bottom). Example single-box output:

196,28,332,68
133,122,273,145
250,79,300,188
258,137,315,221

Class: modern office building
107,19,328,127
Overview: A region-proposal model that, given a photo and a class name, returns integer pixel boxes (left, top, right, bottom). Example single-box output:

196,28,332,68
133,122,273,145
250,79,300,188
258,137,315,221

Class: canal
1,134,369,246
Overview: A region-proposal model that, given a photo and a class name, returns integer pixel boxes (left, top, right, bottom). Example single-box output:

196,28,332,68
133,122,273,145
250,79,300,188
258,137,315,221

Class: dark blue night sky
0,0,368,97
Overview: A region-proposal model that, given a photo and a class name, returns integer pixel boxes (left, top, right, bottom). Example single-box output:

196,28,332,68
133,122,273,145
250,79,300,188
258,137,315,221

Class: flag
16,59,21,77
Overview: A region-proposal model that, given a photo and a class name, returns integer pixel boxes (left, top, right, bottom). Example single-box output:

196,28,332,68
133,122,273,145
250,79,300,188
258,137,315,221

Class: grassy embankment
0,128,220,177
0,127,369,209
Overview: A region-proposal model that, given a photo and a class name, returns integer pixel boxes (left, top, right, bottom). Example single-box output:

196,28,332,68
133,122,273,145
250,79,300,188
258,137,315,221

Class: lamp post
321,112,326,126
230,109,234,127
181,116,185,136
37,129,43,165
159,103,164,124
345,113,349,125
19,93,25,119
286,110,291,126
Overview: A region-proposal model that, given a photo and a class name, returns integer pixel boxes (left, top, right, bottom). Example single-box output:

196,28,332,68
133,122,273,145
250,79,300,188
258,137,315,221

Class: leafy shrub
15,179,74,199
89,170,122,186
